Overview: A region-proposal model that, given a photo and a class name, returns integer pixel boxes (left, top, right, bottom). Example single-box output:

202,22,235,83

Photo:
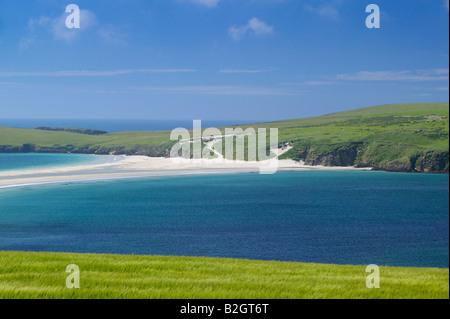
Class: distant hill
0,103,448,173
273,103,449,173
34,127,108,135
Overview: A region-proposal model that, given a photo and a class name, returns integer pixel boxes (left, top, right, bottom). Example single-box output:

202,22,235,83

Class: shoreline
0,155,373,189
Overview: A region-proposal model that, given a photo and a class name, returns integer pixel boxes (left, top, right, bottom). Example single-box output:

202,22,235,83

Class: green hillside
0,103,448,172
0,252,448,299
0,127,174,156
275,103,449,172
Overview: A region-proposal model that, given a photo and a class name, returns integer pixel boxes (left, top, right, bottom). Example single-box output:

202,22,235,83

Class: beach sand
0,155,372,189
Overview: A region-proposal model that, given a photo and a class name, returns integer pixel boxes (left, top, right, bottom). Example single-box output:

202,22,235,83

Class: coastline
0,155,372,189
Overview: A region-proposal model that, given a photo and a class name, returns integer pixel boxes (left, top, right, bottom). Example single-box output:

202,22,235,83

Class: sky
0,0,448,121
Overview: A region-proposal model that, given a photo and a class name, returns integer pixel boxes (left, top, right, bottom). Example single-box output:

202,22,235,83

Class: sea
0,119,255,132
0,152,448,268
0,153,116,172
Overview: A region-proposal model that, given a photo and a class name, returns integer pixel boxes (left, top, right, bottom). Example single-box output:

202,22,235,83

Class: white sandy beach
0,155,372,189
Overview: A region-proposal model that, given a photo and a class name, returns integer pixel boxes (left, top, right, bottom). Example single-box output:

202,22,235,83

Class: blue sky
0,0,448,121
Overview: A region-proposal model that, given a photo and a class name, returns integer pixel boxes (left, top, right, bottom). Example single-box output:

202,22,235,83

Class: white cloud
445,0,449,11
434,86,450,91
220,69,266,74
189,0,220,7
229,18,274,41
303,81,338,86
19,37,34,51
305,4,339,21
0,69,196,77
28,16,50,31
25,10,97,43
0,81,21,86
133,85,303,96
50,9,97,41
336,69,449,82
23,9,125,48
98,24,127,45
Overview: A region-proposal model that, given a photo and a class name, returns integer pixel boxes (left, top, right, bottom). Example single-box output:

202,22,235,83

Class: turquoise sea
0,153,114,172
0,155,448,268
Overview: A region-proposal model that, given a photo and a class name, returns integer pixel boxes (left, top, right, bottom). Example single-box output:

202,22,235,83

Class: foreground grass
0,252,448,299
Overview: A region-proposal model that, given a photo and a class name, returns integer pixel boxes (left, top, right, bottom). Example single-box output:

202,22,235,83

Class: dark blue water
0,153,113,172
0,119,254,133
0,171,448,268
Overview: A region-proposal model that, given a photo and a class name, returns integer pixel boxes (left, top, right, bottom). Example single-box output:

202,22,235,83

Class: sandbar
0,155,372,189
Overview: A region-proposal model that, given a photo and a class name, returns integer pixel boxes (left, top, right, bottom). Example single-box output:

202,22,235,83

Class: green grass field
0,252,448,299
0,127,172,148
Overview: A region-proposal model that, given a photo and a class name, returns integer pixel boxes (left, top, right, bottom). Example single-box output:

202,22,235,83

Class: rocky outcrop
412,151,449,173
369,160,414,173
284,141,449,174
357,150,449,173
302,144,360,167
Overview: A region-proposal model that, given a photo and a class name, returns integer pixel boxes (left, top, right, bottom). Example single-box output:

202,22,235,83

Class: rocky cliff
281,141,449,174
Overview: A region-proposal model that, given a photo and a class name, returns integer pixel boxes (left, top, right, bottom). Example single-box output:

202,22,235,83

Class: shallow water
0,169,448,268
0,153,117,172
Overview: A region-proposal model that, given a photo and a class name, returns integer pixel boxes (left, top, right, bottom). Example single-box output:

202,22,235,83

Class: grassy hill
0,252,448,299
274,103,449,172
0,127,174,156
0,103,448,172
